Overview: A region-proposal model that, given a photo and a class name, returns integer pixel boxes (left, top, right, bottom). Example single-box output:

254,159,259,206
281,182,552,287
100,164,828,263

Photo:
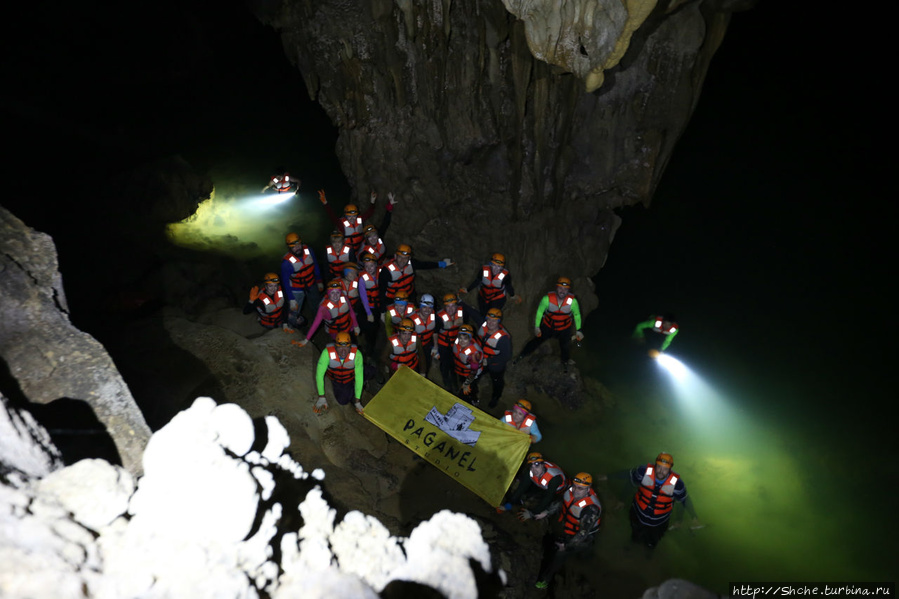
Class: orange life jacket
503,410,536,434
437,306,464,347
388,333,419,370
540,292,575,331
479,265,509,302
383,258,414,300
559,487,601,536
272,174,294,192
283,247,317,288
360,270,381,311
386,303,415,325
340,216,365,252
529,460,567,494
321,295,353,334
341,279,362,310
360,237,387,264
452,338,483,377
477,323,510,359
413,311,437,346
257,289,285,328
634,464,679,516
326,245,353,280
326,345,358,384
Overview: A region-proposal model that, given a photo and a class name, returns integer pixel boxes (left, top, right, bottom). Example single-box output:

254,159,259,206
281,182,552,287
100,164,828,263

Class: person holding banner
383,317,425,375
452,324,484,406
497,452,567,516
532,473,601,590
501,399,542,444
314,331,366,415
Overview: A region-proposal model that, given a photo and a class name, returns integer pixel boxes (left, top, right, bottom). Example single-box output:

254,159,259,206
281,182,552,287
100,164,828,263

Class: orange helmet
363,224,378,235
327,279,343,289
393,290,410,303
573,472,593,487
526,452,544,464
458,324,474,337
396,244,412,256
486,308,502,320
361,252,377,262
330,230,345,242
515,399,531,412
335,331,352,346
344,203,359,216
397,318,415,332
556,276,572,287
263,273,279,284
656,452,674,467
285,232,301,245
443,292,458,304
490,252,505,266
343,263,359,272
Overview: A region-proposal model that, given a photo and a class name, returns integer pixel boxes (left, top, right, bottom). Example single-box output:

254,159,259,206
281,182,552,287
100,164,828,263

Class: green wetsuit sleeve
633,319,655,338
571,298,582,330
354,351,364,399
533,295,550,329
660,328,678,351
316,349,330,396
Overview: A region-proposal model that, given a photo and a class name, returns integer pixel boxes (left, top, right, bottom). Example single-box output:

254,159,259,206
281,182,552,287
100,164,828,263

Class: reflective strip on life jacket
541,293,575,331
323,296,352,334
257,289,285,327
437,307,464,347
384,259,414,300
389,334,419,370
326,347,357,384
285,248,316,288
635,464,678,516
479,266,508,302
341,216,364,252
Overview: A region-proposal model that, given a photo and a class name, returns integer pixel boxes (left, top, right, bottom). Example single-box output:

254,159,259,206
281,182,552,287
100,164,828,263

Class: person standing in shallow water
597,452,701,549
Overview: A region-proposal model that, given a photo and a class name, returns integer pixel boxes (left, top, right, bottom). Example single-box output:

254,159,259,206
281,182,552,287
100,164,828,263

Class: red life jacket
326,345,358,384
452,338,483,377
635,464,679,516
388,333,419,370
360,270,381,311
272,173,293,192
326,245,353,280
321,295,353,334
413,311,437,346
503,410,536,434
529,460,567,494
360,237,387,264
340,216,365,252
341,279,362,310
257,289,285,328
651,317,679,335
479,265,509,302
283,247,317,289
559,487,601,536
386,303,415,326
540,292,575,331
437,306,464,347
477,323,510,359
383,258,414,300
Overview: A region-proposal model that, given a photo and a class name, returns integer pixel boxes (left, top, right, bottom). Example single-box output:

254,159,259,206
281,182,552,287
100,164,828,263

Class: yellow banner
363,366,531,506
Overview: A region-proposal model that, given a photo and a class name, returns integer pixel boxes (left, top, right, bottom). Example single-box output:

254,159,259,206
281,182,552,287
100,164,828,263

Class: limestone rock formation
0,205,151,475
251,0,750,324
0,397,502,598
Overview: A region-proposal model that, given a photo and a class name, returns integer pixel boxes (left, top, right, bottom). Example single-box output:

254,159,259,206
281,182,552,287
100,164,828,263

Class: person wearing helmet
383,289,415,338
378,243,455,303
280,232,324,330
318,188,377,253
359,192,398,263
434,292,479,389
314,331,366,415
632,313,679,353
477,307,513,408
412,293,438,376
513,276,584,373
497,451,567,516
501,398,542,443
596,452,700,548
451,323,484,405
532,472,601,590
382,317,424,375
262,167,299,193
294,279,360,347
325,230,355,280
459,252,520,315
243,272,291,332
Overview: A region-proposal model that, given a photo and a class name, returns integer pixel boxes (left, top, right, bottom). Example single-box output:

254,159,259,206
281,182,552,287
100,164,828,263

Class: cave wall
251,0,743,315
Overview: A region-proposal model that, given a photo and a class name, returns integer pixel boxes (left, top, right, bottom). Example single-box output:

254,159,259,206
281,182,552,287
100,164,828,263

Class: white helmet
420,293,435,308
